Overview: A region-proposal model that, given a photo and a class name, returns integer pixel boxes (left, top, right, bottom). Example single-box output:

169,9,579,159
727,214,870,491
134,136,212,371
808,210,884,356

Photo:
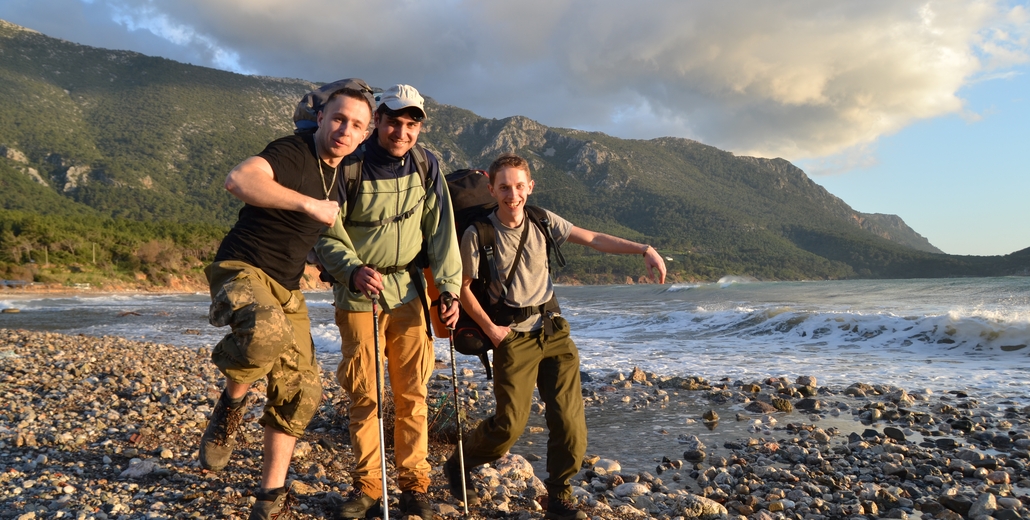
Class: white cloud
6,0,1030,160
105,1,252,73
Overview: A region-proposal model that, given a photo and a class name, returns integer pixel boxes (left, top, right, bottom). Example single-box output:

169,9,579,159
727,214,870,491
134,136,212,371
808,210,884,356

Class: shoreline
2,328,1029,519
0,265,334,301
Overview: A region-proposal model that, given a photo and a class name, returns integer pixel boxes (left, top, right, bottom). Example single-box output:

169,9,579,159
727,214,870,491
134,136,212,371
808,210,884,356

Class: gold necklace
314,140,339,200
318,160,339,201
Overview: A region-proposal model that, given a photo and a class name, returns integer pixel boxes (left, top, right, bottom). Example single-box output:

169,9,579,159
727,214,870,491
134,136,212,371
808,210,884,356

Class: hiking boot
333,488,379,519
199,391,249,471
399,490,434,520
545,496,587,520
443,455,478,506
250,486,293,520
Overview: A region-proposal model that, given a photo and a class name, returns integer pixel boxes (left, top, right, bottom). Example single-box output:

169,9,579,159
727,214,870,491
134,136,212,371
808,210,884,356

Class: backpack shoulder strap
472,219,500,291
412,143,430,192
524,205,567,270
341,145,365,223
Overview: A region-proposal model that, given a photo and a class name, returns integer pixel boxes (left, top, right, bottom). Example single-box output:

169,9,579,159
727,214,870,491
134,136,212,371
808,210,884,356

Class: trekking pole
440,293,469,514
371,292,390,520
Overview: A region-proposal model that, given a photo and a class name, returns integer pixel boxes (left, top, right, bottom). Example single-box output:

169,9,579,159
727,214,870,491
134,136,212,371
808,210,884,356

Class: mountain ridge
1,19,1025,284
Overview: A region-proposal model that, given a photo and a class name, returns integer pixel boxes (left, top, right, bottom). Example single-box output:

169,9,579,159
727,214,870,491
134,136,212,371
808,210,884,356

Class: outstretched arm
567,226,667,283
225,156,339,226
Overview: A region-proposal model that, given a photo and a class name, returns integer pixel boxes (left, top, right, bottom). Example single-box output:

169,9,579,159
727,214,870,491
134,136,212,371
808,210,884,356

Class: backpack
440,169,567,379
293,78,375,134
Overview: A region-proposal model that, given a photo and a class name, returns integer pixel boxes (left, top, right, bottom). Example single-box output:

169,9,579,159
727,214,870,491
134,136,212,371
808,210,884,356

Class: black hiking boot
199,391,249,471
443,455,478,506
333,488,379,519
249,486,293,520
399,490,434,519
545,496,587,520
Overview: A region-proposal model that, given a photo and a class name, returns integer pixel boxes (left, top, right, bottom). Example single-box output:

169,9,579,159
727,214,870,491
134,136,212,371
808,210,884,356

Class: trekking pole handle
440,292,456,331
365,264,380,301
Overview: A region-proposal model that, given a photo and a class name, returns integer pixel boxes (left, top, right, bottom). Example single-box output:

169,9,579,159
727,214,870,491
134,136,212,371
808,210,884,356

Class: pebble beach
2,327,1029,519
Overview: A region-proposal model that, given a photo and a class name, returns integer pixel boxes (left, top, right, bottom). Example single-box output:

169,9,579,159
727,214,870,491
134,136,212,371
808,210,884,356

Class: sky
1,0,1028,256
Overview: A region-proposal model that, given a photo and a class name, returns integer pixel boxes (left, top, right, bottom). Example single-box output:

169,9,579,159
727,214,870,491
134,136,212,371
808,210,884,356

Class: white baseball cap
377,84,426,120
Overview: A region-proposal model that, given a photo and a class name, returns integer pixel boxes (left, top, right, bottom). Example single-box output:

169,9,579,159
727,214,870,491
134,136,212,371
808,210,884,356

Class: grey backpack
293,78,375,134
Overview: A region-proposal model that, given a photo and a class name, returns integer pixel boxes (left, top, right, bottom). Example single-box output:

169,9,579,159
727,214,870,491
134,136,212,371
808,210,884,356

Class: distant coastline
0,265,337,298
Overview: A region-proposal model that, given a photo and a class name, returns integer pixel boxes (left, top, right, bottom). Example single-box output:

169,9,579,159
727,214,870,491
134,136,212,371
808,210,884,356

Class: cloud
106,1,251,73
794,144,881,177
3,0,1029,160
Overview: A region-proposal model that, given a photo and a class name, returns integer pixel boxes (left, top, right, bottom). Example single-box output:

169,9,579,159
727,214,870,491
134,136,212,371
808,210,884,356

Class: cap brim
382,100,427,120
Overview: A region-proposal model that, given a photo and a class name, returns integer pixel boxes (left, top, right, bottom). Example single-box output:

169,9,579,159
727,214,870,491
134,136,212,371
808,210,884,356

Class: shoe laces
345,487,368,501
264,486,295,519
211,397,246,445
270,493,295,520
405,490,431,503
549,496,577,512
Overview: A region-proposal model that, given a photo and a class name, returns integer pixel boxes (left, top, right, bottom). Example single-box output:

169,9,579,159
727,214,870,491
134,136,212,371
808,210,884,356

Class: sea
4,276,1030,471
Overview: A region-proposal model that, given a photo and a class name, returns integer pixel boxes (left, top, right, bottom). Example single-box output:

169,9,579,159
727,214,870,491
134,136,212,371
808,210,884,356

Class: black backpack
446,169,566,379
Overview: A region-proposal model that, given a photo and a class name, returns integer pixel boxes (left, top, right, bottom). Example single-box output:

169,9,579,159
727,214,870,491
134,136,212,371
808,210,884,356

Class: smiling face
315,94,372,166
375,111,422,157
488,165,535,225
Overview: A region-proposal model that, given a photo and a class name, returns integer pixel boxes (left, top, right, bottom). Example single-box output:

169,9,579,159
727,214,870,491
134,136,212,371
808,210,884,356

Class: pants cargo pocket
209,275,254,328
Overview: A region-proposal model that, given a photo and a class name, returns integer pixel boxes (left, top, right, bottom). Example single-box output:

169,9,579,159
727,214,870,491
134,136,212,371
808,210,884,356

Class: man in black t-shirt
200,80,375,520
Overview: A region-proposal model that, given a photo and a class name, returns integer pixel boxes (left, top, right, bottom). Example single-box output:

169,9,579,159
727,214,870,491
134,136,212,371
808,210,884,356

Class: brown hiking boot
443,455,479,506
545,496,587,520
249,486,294,520
399,490,434,519
199,391,248,471
333,488,379,519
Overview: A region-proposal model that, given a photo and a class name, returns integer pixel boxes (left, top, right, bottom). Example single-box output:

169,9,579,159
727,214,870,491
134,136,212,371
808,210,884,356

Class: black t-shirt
214,133,339,290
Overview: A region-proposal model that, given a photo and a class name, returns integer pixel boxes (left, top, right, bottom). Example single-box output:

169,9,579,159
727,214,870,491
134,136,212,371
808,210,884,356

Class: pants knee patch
263,365,322,437
209,276,254,327
214,302,293,371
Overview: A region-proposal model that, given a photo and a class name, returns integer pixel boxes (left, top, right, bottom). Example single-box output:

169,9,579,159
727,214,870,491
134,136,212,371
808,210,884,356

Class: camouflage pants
205,260,321,438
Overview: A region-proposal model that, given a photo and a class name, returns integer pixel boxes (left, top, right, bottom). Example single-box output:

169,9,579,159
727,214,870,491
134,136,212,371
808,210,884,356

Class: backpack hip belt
488,294,562,336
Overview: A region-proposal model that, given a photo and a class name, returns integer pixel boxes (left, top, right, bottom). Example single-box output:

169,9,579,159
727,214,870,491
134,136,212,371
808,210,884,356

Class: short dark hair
376,104,425,122
326,87,376,118
487,153,531,185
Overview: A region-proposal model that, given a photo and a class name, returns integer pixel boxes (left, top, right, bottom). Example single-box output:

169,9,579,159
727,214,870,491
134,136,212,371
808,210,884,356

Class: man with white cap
316,84,462,520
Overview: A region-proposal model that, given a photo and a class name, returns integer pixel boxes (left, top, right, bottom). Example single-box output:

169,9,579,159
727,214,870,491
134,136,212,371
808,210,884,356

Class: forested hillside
2,19,1027,288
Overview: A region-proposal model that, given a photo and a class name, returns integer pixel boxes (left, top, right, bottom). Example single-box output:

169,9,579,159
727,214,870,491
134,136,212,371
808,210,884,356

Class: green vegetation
1,19,1027,286
0,207,225,286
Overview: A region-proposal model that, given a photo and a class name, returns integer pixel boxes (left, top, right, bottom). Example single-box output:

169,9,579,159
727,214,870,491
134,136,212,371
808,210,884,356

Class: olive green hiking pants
463,316,586,500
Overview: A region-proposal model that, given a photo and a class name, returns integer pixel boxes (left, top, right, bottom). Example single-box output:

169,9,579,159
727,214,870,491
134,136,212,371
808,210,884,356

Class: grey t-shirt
460,208,572,332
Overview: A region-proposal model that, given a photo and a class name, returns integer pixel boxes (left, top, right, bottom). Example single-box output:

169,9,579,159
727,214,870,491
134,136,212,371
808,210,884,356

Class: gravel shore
2,327,1029,519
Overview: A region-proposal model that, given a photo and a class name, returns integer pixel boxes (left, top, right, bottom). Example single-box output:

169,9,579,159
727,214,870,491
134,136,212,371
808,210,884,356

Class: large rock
675,493,729,519
493,453,536,480
745,400,777,413
968,493,997,518
593,458,621,473
119,460,159,478
614,482,650,498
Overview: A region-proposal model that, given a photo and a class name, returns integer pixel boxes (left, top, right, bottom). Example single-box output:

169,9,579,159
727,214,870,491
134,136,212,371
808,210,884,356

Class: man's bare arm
567,226,667,283
225,156,339,226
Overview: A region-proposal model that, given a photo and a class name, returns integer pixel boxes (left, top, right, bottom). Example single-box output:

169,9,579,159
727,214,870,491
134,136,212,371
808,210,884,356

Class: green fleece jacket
315,141,461,312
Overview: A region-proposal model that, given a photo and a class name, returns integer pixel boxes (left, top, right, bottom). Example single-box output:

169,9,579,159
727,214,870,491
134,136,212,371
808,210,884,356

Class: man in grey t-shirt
444,153,666,520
